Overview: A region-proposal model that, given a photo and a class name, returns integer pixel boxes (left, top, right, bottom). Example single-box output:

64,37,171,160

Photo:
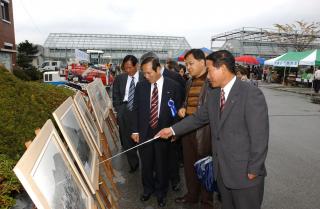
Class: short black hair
141,56,161,72
184,49,206,61
178,64,186,73
121,55,138,70
206,50,235,74
122,55,138,66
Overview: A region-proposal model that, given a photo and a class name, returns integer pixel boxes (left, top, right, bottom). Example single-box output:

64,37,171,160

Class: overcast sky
13,0,319,48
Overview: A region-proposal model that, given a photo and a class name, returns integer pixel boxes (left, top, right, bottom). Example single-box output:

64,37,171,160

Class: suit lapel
146,82,151,114
212,89,221,130
218,79,240,131
121,74,129,96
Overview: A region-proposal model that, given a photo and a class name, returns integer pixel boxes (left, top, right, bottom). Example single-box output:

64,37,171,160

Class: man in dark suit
140,52,185,192
158,50,269,209
131,56,182,207
112,55,144,173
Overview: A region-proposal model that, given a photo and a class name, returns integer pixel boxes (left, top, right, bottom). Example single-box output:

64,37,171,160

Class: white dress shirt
221,76,236,102
123,71,139,102
150,76,164,117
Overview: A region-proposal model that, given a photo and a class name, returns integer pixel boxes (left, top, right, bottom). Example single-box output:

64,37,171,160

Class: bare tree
265,21,320,52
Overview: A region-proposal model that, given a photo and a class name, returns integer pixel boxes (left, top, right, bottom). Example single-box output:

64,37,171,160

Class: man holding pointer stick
157,50,269,209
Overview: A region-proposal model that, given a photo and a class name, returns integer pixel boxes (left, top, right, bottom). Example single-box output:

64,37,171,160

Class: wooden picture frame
87,81,107,132
74,91,102,156
94,78,112,109
53,97,98,194
14,120,96,209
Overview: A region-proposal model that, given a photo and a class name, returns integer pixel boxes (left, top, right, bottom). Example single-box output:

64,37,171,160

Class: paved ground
13,85,320,209
114,86,320,209
260,87,320,209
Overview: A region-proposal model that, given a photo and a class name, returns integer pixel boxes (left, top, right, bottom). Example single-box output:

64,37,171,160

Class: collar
131,70,139,80
222,76,236,101
153,75,164,86
160,67,164,75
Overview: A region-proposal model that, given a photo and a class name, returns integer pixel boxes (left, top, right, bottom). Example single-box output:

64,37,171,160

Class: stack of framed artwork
14,79,121,209
86,78,120,151
14,120,96,209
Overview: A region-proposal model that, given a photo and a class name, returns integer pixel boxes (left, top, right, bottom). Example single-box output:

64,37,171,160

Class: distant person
166,58,179,72
178,64,189,80
263,67,268,82
314,67,320,93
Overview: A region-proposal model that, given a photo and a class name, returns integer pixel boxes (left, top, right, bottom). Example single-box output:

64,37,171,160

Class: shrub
12,66,42,81
0,154,21,209
0,67,73,208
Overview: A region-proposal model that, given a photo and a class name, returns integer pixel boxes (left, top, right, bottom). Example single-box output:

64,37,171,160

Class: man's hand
131,133,140,143
178,108,186,118
248,173,257,180
156,128,174,139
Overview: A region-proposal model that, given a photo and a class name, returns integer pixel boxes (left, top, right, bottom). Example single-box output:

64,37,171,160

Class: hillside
0,67,73,208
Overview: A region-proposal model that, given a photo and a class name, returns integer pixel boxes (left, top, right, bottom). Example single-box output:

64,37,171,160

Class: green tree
15,41,41,80
266,21,320,52
16,40,38,70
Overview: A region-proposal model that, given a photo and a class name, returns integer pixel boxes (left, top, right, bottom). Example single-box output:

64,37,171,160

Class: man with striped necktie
131,55,182,207
112,55,145,173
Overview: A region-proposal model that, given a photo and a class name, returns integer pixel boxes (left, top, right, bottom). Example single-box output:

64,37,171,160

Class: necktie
150,83,158,129
220,89,225,113
127,76,135,111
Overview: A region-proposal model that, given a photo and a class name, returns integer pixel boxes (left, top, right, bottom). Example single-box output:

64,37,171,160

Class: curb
261,85,320,102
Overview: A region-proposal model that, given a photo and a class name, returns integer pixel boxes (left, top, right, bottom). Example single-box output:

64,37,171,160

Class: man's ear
200,59,206,66
156,66,162,74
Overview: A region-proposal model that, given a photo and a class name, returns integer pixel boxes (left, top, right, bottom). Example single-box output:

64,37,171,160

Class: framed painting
53,97,98,194
73,91,102,156
86,81,107,132
14,120,96,209
94,78,112,109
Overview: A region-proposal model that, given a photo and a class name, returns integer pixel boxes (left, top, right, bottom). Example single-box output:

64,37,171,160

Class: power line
17,0,44,37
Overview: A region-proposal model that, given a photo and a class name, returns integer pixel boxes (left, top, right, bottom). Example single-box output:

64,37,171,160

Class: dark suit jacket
112,71,145,113
131,77,182,142
163,68,186,100
172,78,269,189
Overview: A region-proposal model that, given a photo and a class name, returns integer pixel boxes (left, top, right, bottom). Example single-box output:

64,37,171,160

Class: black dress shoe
129,164,139,173
175,195,198,204
140,193,151,202
157,197,166,207
172,182,181,192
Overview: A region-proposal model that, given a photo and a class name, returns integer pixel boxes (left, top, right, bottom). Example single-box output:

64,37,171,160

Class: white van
38,61,65,72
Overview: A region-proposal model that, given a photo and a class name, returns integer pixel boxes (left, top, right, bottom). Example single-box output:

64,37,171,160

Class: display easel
84,98,121,204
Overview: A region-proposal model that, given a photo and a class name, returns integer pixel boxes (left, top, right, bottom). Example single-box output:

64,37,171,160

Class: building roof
44,33,191,51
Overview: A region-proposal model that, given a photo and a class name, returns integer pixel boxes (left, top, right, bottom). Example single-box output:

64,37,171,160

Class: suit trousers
117,104,139,169
169,140,180,185
217,168,264,209
139,127,170,198
314,79,320,93
182,131,212,202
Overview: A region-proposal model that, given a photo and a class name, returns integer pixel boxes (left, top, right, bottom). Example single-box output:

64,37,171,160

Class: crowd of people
112,49,269,209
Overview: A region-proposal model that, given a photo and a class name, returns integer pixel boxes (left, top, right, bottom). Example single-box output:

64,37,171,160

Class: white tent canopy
264,54,286,66
299,49,319,66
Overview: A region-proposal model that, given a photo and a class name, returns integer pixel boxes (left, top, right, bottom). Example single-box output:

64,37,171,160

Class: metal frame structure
43,33,191,64
211,27,320,59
